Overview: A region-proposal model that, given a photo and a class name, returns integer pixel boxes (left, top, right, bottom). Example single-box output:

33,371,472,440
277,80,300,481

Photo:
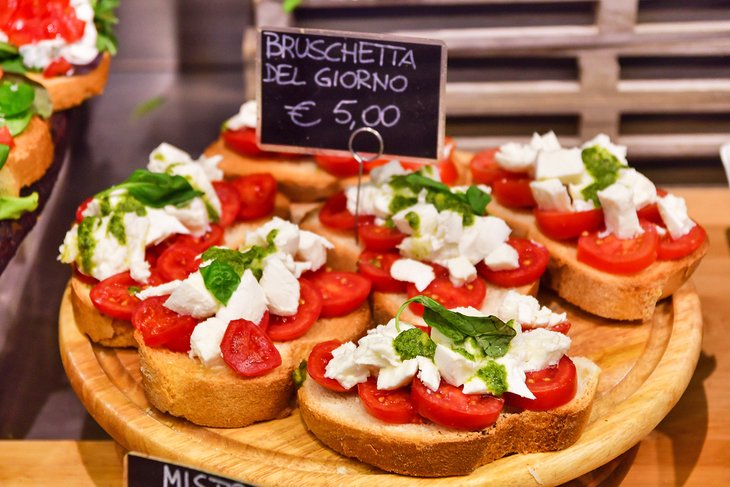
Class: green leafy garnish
131,96,166,121
396,296,516,358
580,146,624,206
475,361,508,396
103,170,203,208
0,144,9,170
93,0,120,55
293,360,308,388
388,194,417,214
404,211,420,232
0,57,26,74
3,110,32,136
77,216,100,273
0,81,35,118
390,172,449,194
393,328,436,361
200,260,241,306
0,42,18,57
466,185,491,215
0,192,38,220
201,245,273,281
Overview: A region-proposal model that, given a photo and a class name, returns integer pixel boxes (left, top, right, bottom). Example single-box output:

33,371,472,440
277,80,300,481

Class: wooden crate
245,0,730,164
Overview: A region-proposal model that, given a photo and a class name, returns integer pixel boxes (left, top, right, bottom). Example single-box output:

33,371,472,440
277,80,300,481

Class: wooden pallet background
244,0,730,182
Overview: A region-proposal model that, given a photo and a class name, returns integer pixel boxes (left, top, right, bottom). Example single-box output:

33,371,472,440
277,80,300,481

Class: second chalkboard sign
257,27,447,162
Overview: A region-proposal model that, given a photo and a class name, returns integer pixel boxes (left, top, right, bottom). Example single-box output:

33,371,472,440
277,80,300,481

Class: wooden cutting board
59,282,702,486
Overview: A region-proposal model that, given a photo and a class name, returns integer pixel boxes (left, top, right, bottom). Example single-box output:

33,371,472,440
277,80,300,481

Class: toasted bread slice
136,300,372,428
488,201,708,321
298,356,600,477
26,53,111,111
2,116,54,197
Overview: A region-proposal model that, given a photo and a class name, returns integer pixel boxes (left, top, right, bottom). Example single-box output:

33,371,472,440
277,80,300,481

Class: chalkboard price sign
257,27,447,161
125,453,258,487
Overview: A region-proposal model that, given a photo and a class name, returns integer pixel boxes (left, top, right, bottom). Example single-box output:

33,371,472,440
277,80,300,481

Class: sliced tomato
358,222,406,251
73,265,99,286
657,223,706,261
636,189,668,225
577,221,658,274
172,224,224,251
504,356,577,411
307,340,351,392
308,271,372,318
74,196,93,223
3,1,86,46
477,238,549,288
131,295,200,352
212,180,242,227
357,251,405,293
319,191,356,230
411,378,504,430
220,318,282,377
267,279,323,341
535,207,605,241
522,321,571,335
314,153,389,178
406,276,486,316
492,177,536,208
401,158,459,186
155,243,201,282
90,271,141,321
222,127,262,156
231,173,277,220
358,378,419,424
43,57,72,77
470,148,527,185
0,126,14,149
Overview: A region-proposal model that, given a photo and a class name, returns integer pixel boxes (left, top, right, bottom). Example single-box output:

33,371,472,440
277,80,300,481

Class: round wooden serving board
59,282,702,486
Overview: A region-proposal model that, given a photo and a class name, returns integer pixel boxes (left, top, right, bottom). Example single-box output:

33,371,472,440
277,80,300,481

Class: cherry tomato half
308,271,372,318
406,276,486,316
173,224,224,252
75,196,93,223
307,340,351,392
231,173,277,220
319,191,356,230
222,127,262,157
504,355,577,411
657,223,707,261
220,318,282,377
357,251,406,293
0,126,15,149
477,238,549,288
90,271,141,321
534,207,605,241
358,378,419,424
411,378,504,430
267,279,323,341
155,243,201,282
521,321,571,335
358,222,406,251
492,177,536,208
470,148,527,185
314,154,390,178
212,180,242,227
131,295,200,352
43,57,72,78
577,221,658,275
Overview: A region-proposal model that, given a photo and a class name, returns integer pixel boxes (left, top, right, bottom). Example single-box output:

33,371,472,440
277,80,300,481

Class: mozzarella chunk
497,290,567,327
135,280,183,300
390,258,435,292
530,131,561,153
505,328,570,372
530,178,573,212
325,342,370,389
216,269,268,324
370,160,408,185
484,243,520,271
297,230,333,272
163,198,211,237
495,357,534,399
438,210,464,244
377,359,418,390
495,142,537,172
598,183,643,239
446,256,477,287
434,344,481,387
459,216,512,265
573,198,595,212
393,203,439,236
259,257,300,316
165,272,220,318
148,143,194,170
145,209,190,245
617,168,657,209
189,317,229,367
245,217,300,255
535,148,585,184
658,194,696,240
582,133,628,165
125,213,152,283
416,356,441,391
225,100,258,130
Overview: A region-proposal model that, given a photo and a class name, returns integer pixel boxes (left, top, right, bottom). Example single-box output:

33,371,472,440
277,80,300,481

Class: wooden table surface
1,186,728,487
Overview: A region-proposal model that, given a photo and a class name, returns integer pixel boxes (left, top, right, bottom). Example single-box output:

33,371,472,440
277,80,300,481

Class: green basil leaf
391,172,449,194
0,57,27,75
393,328,436,360
465,185,491,216
580,146,623,207
201,245,271,281
0,192,38,220
106,170,204,208
200,260,241,306
94,0,120,55
0,144,10,170
0,81,35,118
31,85,52,119
3,111,32,136
131,96,165,121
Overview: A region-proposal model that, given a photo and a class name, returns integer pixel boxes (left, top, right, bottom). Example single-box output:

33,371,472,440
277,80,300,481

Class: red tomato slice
358,378,419,424
131,295,200,352
492,177,536,208
308,271,372,318
534,207,605,240
222,127,262,156
267,279,323,341
73,265,99,286
470,148,527,185
636,189,668,225
173,224,224,252
3,1,86,46
406,276,486,316
307,340,351,392
314,154,389,178
43,57,72,77
477,238,549,288
504,356,577,411
319,191,356,230
411,378,504,430
231,173,277,220
0,125,14,149
220,318,282,377
212,180,242,227
657,223,706,261
522,321,571,335
90,271,141,321
401,159,459,186
358,222,406,251
155,243,202,282
74,196,93,223
577,221,659,274
357,251,406,293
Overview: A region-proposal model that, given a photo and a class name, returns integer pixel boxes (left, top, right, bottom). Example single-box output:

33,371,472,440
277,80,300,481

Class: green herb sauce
107,212,127,246
393,328,436,361
77,217,99,274
475,361,508,396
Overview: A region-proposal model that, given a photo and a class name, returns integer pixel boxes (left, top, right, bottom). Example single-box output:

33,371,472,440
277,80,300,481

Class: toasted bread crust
26,53,111,111
205,138,341,202
488,201,708,321
298,356,600,477
137,301,372,428
3,116,54,196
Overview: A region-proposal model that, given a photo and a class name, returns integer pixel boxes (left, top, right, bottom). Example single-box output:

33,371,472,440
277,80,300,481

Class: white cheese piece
145,209,190,245
167,162,222,218
245,217,300,256
297,230,333,272
462,376,490,395
163,199,211,237
531,131,561,153
497,290,566,327
325,342,370,389
124,213,152,283
135,280,183,300
188,317,229,367
573,198,595,212
658,194,696,240
225,100,258,130
259,257,300,316
390,258,435,292
495,356,534,399
434,344,481,387
89,218,128,281
495,142,537,172
535,148,585,184
530,179,573,212
484,242,520,271
216,269,268,324
568,172,595,204
617,168,657,209
393,203,439,236
353,320,409,368
165,272,220,319
370,160,408,185
58,226,79,264
582,134,628,165
458,216,512,265
446,256,477,287
416,356,441,392
505,328,570,372
598,183,643,239
148,143,194,170
377,358,419,390
197,154,224,182
438,210,464,244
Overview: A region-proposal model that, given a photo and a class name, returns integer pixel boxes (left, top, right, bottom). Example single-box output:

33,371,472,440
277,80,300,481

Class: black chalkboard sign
257,27,447,162
125,453,258,487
